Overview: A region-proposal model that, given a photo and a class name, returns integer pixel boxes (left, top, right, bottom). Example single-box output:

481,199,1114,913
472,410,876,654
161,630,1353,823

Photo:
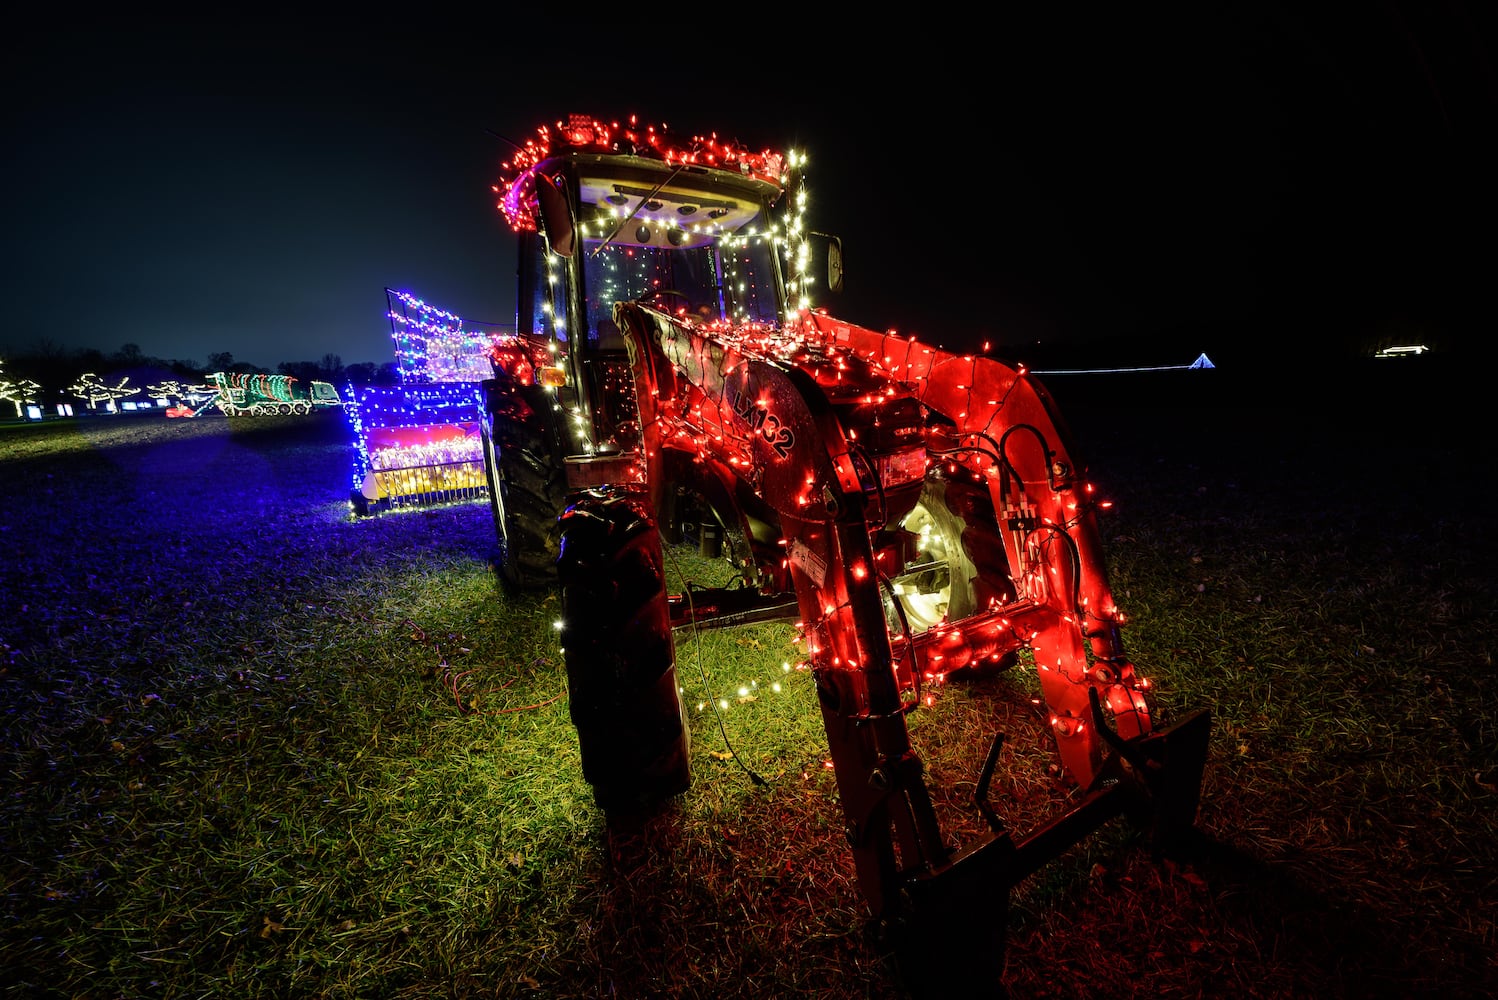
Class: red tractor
478,113,1210,994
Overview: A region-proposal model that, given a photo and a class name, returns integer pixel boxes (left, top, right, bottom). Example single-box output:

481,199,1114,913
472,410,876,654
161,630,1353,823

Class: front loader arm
815,314,1156,790
621,302,957,917
615,304,1210,995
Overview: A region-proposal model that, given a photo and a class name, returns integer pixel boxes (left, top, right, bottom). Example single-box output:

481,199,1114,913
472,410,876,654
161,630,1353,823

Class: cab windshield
574,172,784,347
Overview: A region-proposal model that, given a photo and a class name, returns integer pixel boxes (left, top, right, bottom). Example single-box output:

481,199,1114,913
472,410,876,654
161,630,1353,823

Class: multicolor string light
385,288,512,384
346,381,487,514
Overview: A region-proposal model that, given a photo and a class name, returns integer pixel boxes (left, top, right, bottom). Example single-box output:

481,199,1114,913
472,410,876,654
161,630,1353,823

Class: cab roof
494,113,788,233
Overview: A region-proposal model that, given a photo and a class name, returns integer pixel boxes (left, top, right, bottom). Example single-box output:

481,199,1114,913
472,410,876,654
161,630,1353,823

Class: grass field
1,364,1494,999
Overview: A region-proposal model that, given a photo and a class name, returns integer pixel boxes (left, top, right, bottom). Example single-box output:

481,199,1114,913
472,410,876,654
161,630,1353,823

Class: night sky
6,8,1494,373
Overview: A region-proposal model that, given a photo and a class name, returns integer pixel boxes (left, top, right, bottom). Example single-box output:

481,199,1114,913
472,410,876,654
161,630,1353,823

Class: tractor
477,113,1211,995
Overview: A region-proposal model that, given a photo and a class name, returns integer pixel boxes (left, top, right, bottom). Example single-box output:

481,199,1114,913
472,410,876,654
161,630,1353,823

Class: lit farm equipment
200,371,342,417
346,384,488,516
478,114,1211,995
346,290,514,516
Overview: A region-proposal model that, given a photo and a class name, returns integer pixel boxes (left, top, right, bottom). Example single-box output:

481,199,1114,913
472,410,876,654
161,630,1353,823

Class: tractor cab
493,115,840,461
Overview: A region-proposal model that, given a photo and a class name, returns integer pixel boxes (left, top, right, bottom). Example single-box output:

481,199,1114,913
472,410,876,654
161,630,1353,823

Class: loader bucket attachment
891,705,1213,996
1088,692,1213,854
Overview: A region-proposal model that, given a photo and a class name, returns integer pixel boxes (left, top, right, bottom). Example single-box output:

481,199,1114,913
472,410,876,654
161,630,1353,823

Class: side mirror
534,171,575,258
807,231,844,293
825,236,844,294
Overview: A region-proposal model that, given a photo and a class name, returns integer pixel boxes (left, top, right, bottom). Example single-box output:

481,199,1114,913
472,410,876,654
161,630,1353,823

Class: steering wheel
643,289,689,306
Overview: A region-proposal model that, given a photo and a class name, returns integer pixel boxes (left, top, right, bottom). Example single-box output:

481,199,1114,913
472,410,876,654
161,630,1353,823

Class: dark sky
6,8,1494,372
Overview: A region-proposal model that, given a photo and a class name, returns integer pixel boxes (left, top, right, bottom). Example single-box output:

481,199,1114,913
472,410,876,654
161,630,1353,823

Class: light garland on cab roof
494,114,787,233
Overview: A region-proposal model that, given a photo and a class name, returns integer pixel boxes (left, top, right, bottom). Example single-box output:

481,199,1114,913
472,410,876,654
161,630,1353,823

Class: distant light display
67,373,136,409
200,372,343,417
0,360,42,418
146,379,213,408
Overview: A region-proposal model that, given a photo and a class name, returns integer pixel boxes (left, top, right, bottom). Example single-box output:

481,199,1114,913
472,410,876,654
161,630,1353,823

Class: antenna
485,129,525,154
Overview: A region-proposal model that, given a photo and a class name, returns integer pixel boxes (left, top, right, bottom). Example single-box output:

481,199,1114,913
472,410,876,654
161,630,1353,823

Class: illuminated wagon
346,289,512,515
204,372,342,416
347,383,488,515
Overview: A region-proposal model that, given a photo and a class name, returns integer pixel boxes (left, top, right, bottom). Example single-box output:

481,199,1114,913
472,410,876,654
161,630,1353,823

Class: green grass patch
2,399,1494,999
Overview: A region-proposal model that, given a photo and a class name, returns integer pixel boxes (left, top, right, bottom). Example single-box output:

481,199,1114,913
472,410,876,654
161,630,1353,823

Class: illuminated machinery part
886,480,976,634
880,471,1021,689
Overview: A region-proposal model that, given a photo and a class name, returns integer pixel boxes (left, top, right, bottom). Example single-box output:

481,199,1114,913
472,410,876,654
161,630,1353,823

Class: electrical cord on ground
662,536,769,788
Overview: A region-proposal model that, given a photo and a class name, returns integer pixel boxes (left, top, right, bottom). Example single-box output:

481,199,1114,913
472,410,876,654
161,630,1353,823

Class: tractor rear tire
557,488,691,814
481,380,568,590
